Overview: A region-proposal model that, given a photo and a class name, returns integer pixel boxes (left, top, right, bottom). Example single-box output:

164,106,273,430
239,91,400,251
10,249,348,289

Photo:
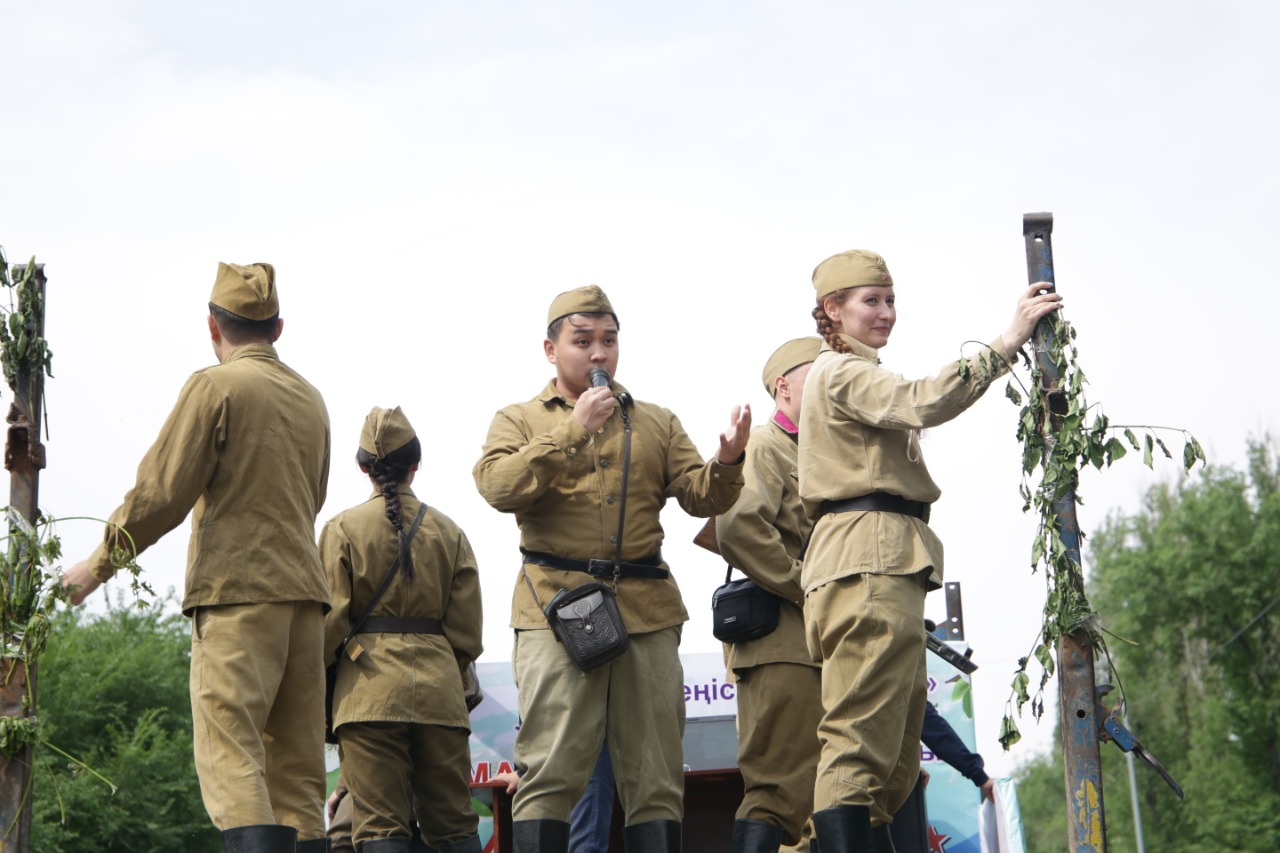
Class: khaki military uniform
715,412,822,849
798,333,1010,826
473,379,743,824
322,488,483,847
88,342,330,836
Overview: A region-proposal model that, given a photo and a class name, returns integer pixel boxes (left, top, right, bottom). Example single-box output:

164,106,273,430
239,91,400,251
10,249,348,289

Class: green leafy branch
0,248,54,393
0,515,149,760
960,311,1205,749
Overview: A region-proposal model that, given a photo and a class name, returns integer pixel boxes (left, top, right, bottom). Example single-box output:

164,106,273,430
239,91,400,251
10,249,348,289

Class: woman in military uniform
798,251,1059,852
323,406,484,853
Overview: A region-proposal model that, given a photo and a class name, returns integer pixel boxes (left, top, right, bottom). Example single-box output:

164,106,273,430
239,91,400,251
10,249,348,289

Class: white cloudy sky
5,0,1278,777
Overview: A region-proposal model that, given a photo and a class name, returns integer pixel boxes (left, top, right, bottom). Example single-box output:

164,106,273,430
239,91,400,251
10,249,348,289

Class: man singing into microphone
473,285,751,853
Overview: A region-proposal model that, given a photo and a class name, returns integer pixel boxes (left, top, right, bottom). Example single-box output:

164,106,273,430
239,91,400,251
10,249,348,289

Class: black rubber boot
298,839,332,853
437,835,482,853
222,824,298,853
811,806,875,853
871,823,896,853
729,819,784,853
623,819,681,852
511,819,570,853
809,838,821,853
361,838,413,853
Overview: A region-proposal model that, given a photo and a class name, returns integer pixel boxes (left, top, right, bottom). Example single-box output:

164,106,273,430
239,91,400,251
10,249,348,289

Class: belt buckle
587,559,617,579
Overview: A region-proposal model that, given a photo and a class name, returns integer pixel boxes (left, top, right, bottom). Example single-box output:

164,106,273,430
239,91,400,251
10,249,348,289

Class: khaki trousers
805,573,927,826
733,661,822,847
339,720,477,846
512,627,685,825
191,600,326,837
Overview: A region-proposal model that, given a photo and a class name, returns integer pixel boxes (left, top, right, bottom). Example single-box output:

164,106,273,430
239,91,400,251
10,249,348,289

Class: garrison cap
547,285,616,328
210,262,279,321
359,406,417,460
812,250,893,300
762,336,822,397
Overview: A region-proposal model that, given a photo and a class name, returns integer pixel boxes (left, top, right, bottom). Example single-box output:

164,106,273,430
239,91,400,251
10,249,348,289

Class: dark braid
813,290,856,355
355,437,423,581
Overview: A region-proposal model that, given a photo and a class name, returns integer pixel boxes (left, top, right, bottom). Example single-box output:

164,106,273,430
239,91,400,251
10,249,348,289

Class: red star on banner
928,823,951,853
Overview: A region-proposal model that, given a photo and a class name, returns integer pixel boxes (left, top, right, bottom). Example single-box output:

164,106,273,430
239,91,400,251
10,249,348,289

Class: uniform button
568,448,577,456
609,535,618,544
713,472,720,479
600,458,611,468
606,495,615,504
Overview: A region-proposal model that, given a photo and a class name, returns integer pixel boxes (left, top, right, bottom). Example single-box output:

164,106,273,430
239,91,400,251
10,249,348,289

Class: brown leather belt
818,491,931,524
359,616,444,634
521,550,669,580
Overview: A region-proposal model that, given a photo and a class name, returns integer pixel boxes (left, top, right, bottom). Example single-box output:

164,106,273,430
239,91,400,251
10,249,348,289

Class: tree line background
27,439,1279,851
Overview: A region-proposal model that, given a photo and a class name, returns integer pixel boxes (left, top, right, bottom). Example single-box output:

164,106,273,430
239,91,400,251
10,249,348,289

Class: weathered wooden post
1022,214,1108,851
0,261,46,852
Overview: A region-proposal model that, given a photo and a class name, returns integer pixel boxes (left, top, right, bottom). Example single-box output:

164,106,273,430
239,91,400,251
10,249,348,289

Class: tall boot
730,819,784,853
623,820,681,852
511,819,570,853
870,824,896,853
811,806,874,853
437,835,482,853
223,824,298,853
361,838,413,853
298,839,333,853
809,838,821,853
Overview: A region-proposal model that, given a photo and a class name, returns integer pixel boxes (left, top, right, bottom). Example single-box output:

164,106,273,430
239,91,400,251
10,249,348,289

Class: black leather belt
359,616,444,634
521,550,669,580
818,491,931,524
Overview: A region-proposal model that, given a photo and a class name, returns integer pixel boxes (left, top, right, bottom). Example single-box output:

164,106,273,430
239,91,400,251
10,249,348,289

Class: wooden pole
0,262,47,852
1023,215,1108,851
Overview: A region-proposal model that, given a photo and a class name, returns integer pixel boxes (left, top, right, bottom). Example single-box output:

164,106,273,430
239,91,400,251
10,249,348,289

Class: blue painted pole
1023,214,1107,852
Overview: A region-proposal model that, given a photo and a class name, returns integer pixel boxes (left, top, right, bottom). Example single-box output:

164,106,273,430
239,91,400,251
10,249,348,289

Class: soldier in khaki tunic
63,262,332,853
322,406,483,853
715,337,823,853
798,250,1060,852
472,285,751,853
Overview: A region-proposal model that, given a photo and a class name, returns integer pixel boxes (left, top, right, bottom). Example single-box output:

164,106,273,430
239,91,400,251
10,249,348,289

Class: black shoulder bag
711,564,782,644
325,502,429,744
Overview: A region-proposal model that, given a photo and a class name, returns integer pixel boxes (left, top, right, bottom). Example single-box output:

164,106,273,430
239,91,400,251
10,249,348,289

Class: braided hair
356,437,423,581
812,289,856,355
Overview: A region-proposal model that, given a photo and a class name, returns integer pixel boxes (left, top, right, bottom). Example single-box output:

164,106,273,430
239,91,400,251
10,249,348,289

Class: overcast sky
5,0,1277,777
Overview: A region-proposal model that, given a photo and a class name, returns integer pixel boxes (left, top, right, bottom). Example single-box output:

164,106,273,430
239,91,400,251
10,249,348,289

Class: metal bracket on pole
1096,686,1185,799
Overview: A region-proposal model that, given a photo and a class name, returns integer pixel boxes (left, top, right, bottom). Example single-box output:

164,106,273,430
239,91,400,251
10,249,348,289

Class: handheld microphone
589,367,611,388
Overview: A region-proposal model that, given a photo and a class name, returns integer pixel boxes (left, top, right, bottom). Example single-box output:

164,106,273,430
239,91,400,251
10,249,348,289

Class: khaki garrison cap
359,406,417,460
812,250,893,300
210,262,279,321
762,336,822,397
547,285,616,327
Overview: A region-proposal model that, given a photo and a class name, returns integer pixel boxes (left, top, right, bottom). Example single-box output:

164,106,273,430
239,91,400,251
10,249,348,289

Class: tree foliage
31,599,220,852
1015,439,1280,851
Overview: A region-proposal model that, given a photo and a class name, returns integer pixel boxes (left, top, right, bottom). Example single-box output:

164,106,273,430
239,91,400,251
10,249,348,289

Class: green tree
1015,439,1280,852
31,599,220,852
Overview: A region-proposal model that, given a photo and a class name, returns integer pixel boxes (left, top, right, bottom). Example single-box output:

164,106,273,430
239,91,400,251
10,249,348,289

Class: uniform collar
538,377,633,406
772,408,799,436
819,334,881,365
367,485,418,501
223,342,280,364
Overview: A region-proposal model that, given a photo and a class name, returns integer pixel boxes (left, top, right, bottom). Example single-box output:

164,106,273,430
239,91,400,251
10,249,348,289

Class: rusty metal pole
0,262,46,853
1023,214,1107,852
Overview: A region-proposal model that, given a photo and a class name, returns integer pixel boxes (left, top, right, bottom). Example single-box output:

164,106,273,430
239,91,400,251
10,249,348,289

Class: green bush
31,599,220,852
